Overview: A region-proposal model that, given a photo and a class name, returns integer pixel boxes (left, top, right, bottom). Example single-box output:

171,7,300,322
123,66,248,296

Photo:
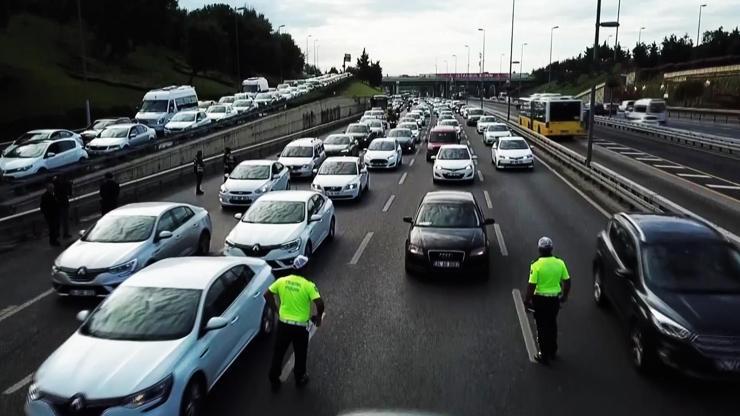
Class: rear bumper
405,251,489,277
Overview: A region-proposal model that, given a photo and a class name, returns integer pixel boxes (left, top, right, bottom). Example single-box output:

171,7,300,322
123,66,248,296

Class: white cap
538,236,553,250
293,255,309,270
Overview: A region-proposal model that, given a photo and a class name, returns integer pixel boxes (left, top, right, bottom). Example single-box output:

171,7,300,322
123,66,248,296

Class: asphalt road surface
1,113,739,416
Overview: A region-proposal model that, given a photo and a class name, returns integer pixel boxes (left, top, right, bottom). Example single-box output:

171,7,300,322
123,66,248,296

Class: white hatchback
86,123,156,154
219,160,290,207
311,156,369,200
363,138,402,169
0,138,88,179
432,144,476,183
491,136,534,169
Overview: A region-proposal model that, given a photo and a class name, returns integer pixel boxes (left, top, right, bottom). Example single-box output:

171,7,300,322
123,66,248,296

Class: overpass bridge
382,72,535,97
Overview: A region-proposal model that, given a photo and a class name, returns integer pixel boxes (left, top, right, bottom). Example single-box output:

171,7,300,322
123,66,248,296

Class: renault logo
70,394,85,412
252,245,260,253
77,267,87,276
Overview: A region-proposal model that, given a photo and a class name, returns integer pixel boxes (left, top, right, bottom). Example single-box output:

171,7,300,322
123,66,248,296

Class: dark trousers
533,295,560,358
195,172,204,193
269,322,309,383
101,199,117,215
45,215,59,244
59,204,70,237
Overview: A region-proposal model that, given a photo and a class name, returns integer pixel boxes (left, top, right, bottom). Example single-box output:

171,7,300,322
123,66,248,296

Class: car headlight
650,308,691,340
408,244,423,255
525,154,533,159
256,185,270,194
345,183,358,190
387,155,395,161
124,374,173,409
434,164,442,171
281,239,301,252
16,165,32,172
220,185,229,193
311,183,321,190
109,259,137,275
302,164,311,170
51,264,59,274
156,118,165,125
470,246,487,256
465,164,473,171
340,148,349,153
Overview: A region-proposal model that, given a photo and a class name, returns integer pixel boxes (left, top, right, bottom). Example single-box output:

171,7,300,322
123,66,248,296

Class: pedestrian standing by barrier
40,182,60,246
99,172,120,215
223,147,236,182
53,175,72,239
194,150,205,195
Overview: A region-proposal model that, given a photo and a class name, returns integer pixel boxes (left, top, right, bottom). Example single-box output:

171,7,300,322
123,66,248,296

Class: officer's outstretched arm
264,291,278,311
312,298,325,326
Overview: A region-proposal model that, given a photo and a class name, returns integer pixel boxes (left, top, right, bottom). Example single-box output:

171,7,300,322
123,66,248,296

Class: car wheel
593,264,606,307
259,304,276,337
195,231,210,255
629,325,656,373
180,377,205,416
304,240,313,259
327,217,336,241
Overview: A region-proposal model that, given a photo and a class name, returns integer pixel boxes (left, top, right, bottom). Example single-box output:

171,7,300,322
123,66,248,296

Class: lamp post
506,0,516,120
697,4,707,46
305,34,312,73
444,60,449,97
585,0,620,167
548,25,559,90
465,45,470,103
613,0,621,61
519,42,527,97
277,25,285,82
234,6,247,87
638,26,646,44
313,39,318,69
452,54,457,97
478,28,486,107
75,0,91,125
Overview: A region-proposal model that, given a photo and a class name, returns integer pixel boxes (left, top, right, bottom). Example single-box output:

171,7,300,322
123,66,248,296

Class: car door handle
200,348,209,358
252,291,261,299
230,316,240,324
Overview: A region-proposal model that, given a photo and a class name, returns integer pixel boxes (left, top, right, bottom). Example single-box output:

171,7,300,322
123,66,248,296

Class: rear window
430,131,458,144
648,102,666,113
549,102,581,121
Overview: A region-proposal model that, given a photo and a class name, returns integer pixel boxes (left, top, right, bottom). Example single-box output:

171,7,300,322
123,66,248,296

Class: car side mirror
157,230,173,240
76,310,90,322
484,218,496,225
471,155,479,160
272,173,280,179
234,212,243,220
616,268,633,279
431,155,436,160
309,214,323,223
205,316,229,332
46,152,56,158
312,168,318,174
402,216,413,224
491,144,497,149
78,229,86,237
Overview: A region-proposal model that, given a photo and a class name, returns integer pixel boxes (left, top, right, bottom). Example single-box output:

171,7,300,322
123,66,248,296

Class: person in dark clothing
194,150,205,195
40,182,60,246
223,147,236,182
53,175,72,238
99,172,120,215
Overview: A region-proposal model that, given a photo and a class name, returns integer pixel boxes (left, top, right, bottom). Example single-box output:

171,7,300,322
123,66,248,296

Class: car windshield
643,242,740,293
281,146,313,157
220,97,235,103
468,109,484,115
369,141,395,151
171,113,196,122
319,161,358,175
437,148,470,160
80,286,201,341
84,215,156,243
15,132,50,144
389,129,412,138
100,127,130,138
4,142,46,158
243,200,305,224
430,131,458,143
233,100,252,107
208,106,227,113
487,125,509,132
243,84,260,92
499,140,529,150
399,123,418,130
368,121,382,128
92,120,114,130
229,165,270,180
324,135,351,145
479,117,496,122
347,125,369,133
415,202,479,228
255,93,272,100
140,100,168,112
440,120,459,127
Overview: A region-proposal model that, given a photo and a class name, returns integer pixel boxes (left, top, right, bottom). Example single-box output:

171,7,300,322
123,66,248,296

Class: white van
242,77,269,98
135,86,198,134
627,98,667,125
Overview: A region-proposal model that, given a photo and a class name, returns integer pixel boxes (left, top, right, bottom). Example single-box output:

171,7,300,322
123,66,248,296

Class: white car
51,202,212,296
232,99,256,113
27,257,275,416
3,129,83,155
397,122,420,143
311,156,369,200
491,136,534,170
0,138,88,179
86,123,156,154
198,100,216,111
224,190,335,270
363,138,402,169
633,115,661,126
483,123,512,145
476,116,498,134
432,144,476,184
80,118,132,142
278,138,327,178
219,160,290,207
218,95,236,104
206,104,236,121
164,111,211,135
438,119,463,138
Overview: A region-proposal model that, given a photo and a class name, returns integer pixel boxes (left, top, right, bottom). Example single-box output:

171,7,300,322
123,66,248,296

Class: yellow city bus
518,94,585,139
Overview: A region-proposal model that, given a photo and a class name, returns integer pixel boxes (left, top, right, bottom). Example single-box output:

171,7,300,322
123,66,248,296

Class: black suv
593,213,740,379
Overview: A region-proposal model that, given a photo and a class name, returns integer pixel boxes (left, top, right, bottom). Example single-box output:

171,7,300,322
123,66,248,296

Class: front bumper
86,147,121,155
433,168,475,181
286,165,313,177
223,244,301,271
495,157,534,168
652,333,740,380
315,186,360,200
365,159,397,169
26,388,181,416
219,192,258,207
1,169,34,180
405,250,489,277
51,267,135,296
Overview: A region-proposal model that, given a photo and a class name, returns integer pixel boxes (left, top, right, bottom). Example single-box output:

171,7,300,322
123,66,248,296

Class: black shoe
534,352,549,365
196,190,204,195
295,374,309,387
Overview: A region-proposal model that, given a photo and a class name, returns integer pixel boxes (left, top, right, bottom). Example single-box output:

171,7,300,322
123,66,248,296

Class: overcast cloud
179,0,740,75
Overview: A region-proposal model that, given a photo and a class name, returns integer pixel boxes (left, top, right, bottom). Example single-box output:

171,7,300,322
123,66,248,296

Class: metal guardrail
593,116,739,157
483,106,740,246
668,106,740,125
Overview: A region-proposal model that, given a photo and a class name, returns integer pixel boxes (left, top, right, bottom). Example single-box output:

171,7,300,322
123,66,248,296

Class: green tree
184,20,227,82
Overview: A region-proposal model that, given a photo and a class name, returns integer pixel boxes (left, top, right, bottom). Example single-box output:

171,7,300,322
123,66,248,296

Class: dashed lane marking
409,158,415,167
382,195,396,212
0,289,54,325
3,373,33,395
483,190,493,209
349,232,374,265
493,224,509,256
653,164,685,169
398,172,408,185
635,157,663,162
512,289,537,363
706,184,740,190
535,156,610,218
677,173,712,179
280,317,322,382
619,152,646,156
477,170,484,182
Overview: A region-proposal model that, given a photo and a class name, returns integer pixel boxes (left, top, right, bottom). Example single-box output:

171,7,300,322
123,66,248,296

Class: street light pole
506,0,515,120
234,6,247,87
638,26,645,44
452,54,457,98
75,0,90,125
613,0,621,61
697,4,707,46
478,28,486,107
465,44,470,103
548,25,559,90
519,42,527,97
444,60,449,97
313,39,318,69
277,25,285,82
305,34,311,73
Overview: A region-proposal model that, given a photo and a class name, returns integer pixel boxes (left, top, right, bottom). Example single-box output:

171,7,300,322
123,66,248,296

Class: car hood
88,137,126,147
485,131,511,138
346,132,368,139
0,157,36,170
393,136,413,144
652,290,740,335
435,159,473,170
365,150,396,159
80,129,99,137
165,121,195,129
134,112,164,121
314,175,358,187
36,333,186,399
207,113,229,120
410,227,484,251
498,149,532,158
56,240,145,269
227,222,304,246
324,144,350,152
223,178,271,192
278,156,313,166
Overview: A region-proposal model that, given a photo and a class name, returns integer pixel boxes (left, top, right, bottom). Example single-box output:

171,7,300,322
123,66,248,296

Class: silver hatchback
52,202,212,297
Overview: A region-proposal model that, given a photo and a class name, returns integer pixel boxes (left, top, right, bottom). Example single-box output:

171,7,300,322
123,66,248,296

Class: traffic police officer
265,255,325,390
525,236,571,364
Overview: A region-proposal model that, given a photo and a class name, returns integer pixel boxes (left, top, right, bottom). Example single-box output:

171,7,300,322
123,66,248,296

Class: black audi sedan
593,213,740,379
403,191,494,278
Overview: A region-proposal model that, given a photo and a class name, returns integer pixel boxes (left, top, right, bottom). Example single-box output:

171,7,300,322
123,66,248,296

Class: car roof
287,138,318,146
431,126,457,132
325,133,351,138
438,144,469,150
107,202,188,216
103,123,136,129
371,138,396,143
500,136,526,141
324,156,360,163
621,213,724,244
236,159,274,166
422,191,476,203
258,190,318,201
124,257,266,290
28,129,64,134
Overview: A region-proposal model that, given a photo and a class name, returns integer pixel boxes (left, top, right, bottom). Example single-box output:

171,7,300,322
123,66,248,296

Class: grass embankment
524,74,609,97
340,80,383,97
0,14,237,137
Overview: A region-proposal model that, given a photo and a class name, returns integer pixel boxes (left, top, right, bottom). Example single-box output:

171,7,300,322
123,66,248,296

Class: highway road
666,117,740,140
1,112,738,416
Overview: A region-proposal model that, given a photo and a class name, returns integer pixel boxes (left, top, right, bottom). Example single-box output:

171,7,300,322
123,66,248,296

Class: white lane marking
398,172,408,185
0,289,54,325
382,194,396,212
512,289,537,363
493,224,509,256
620,152,646,156
483,190,493,209
279,319,321,382
349,232,374,265
477,170,484,182
677,173,712,179
635,157,662,162
409,158,415,167
3,373,33,395
653,164,685,169
534,156,610,218
604,146,631,151
0,306,14,320
706,184,740,190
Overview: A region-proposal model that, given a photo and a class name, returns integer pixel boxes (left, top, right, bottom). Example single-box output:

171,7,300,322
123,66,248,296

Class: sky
179,0,740,76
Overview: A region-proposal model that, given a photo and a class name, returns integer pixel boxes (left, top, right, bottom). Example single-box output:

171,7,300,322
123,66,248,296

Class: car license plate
717,360,740,372
231,197,249,202
326,191,339,196
69,289,96,296
433,261,461,268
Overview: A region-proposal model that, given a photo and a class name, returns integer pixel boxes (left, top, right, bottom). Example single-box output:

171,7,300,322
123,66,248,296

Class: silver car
52,202,212,297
